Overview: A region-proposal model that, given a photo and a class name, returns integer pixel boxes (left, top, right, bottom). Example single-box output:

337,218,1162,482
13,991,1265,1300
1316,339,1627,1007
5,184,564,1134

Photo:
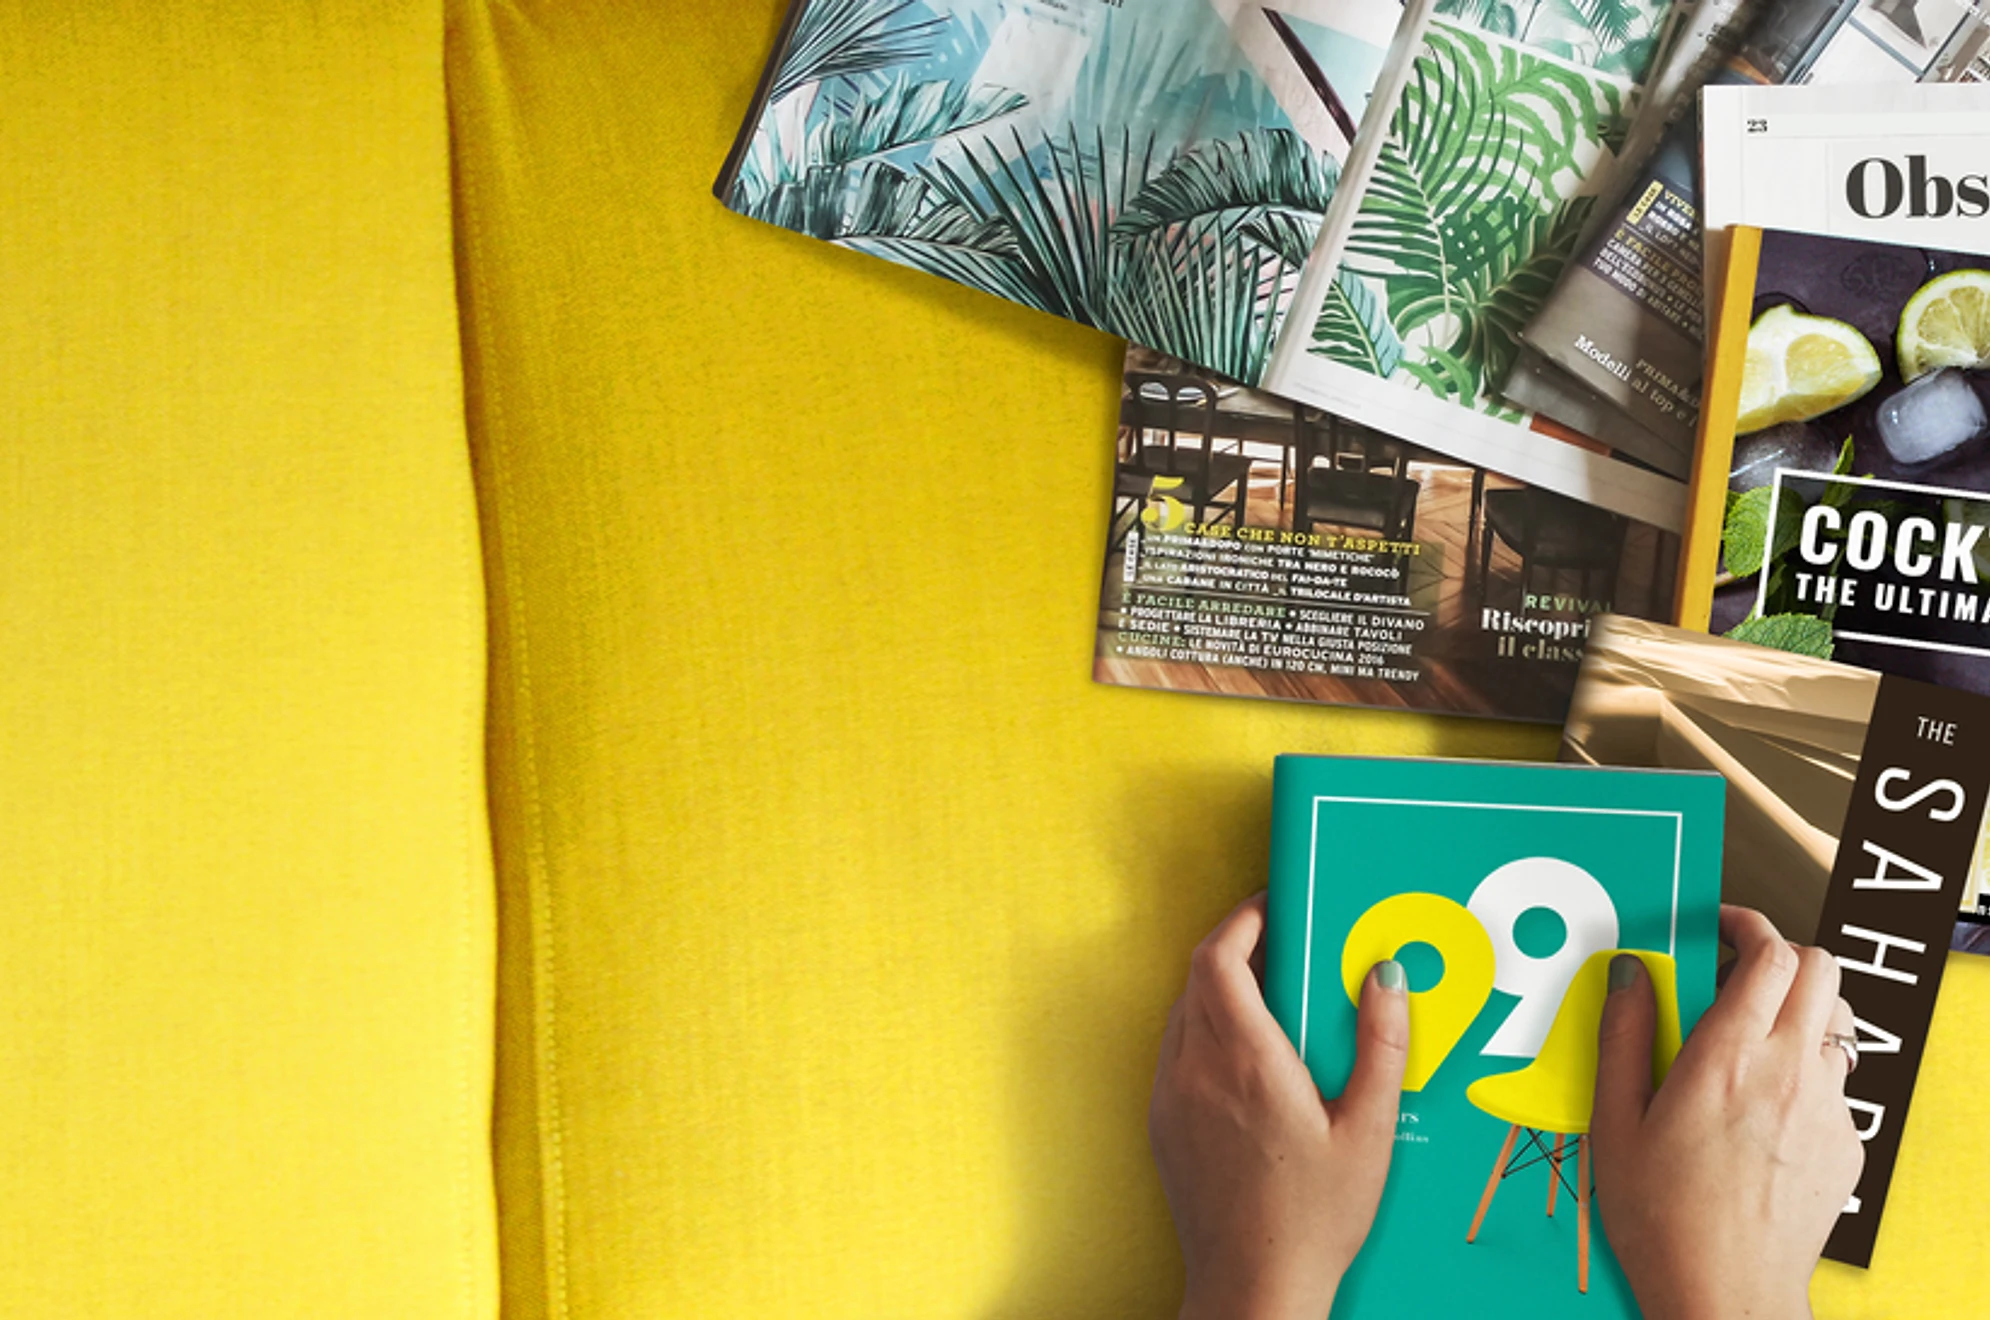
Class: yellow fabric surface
447,2,1990,1316
0,2,498,1316
449,4,1539,1316
1811,954,1990,1315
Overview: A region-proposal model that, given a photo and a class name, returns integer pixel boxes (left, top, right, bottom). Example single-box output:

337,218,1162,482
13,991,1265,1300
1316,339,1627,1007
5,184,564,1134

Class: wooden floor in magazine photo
1096,465,1677,718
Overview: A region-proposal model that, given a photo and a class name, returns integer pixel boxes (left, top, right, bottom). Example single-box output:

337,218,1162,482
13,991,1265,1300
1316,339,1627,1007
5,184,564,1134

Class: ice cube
1876,368,1989,466
1730,421,1837,492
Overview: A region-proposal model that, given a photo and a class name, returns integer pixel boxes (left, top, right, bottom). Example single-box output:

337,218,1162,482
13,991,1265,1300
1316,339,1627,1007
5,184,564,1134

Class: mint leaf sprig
1718,436,1855,660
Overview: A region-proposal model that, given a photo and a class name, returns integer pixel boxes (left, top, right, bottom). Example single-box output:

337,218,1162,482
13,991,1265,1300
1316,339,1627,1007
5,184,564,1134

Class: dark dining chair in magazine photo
1111,372,1257,550
1292,409,1423,544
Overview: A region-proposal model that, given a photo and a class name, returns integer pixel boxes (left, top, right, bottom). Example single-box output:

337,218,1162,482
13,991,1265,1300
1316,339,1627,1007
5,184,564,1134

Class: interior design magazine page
1095,348,1679,723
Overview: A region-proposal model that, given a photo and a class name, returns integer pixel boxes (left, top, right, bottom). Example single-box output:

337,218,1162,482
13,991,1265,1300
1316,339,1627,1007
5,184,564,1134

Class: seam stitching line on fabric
437,1,495,1313
446,7,571,1313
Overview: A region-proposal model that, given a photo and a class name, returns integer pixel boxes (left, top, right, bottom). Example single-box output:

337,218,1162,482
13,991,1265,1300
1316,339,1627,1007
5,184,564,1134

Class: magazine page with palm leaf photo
716,0,1407,385
1265,0,1692,536
717,0,1697,533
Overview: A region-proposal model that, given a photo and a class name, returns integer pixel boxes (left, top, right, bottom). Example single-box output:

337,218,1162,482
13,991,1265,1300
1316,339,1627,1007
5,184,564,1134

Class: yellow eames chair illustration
1463,949,1682,1294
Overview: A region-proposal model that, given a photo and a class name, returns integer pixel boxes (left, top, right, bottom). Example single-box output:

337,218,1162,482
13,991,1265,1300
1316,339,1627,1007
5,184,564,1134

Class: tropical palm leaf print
771,0,947,104
1435,0,1671,78
1315,22,1623,408
728,0,1347,382
1113,130,1340,240
1548,0,1646,50
1312,265,1407,379
805,78,1028,173
1436,0,1523,38
913,128,1333,379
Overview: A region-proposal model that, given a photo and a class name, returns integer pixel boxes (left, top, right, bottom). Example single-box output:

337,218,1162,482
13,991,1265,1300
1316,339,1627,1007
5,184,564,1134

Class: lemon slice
1736,305,1883,436
1899,269,1990,381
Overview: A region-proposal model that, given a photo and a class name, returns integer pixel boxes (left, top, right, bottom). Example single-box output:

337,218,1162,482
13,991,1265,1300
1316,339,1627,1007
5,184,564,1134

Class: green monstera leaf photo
1310,20,1622,414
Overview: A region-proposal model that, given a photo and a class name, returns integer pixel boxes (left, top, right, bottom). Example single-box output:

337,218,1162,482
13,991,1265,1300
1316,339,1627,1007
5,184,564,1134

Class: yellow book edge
1674,225,1764,631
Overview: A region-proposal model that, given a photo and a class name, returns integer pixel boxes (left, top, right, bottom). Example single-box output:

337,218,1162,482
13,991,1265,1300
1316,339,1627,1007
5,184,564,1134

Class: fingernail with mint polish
1377,959,1406,993
1609,953,1640,993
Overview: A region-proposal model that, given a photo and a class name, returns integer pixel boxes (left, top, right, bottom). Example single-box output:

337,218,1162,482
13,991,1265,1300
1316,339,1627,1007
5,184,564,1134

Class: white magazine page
1703,82,1990,253
1262,0,1695,532
1265,0,1436,376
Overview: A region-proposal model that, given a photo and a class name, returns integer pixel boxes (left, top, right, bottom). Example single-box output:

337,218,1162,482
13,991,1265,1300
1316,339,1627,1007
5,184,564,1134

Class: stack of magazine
719,0,1990,1287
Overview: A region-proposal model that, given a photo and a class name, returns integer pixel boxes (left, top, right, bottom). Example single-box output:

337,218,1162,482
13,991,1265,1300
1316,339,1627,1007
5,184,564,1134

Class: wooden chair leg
1547,1133,1562,1218
1577,1134,1591,1294
1467,1124,1520,1243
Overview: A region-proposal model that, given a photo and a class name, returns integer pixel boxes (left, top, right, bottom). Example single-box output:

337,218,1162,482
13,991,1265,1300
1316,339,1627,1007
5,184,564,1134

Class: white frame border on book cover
1295,795,1683,1063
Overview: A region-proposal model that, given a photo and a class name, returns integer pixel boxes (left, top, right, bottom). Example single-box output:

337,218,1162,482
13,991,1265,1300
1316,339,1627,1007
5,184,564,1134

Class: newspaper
1704,81,1990,244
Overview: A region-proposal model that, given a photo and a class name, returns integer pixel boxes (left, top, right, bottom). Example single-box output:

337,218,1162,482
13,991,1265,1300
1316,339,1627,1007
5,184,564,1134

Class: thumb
1328,960,1409,1147
1592,953,1656,1151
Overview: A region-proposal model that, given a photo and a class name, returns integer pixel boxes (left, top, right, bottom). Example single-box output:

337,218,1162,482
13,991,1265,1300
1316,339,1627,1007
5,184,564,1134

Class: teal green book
1264,755,1724,1318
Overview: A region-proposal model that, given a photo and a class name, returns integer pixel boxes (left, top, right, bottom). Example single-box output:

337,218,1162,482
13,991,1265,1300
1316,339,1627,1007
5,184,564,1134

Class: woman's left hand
1150,891,1410,1320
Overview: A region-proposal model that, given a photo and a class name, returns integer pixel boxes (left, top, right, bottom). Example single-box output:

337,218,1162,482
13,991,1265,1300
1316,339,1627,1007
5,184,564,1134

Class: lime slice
1736,305,1883,436
1899,270,1990,382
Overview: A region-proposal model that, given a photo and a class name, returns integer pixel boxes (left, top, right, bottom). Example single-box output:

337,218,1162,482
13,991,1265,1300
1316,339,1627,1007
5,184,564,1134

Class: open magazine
1095,347,1679,723
718,0,1693,530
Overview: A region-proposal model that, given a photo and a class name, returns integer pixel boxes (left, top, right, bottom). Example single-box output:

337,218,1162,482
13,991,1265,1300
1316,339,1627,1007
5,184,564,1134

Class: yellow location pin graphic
1341,893,1497,1092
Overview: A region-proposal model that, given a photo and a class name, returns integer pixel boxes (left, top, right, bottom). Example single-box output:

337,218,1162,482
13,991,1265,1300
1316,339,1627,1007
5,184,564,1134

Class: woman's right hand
1591,906,1864,1320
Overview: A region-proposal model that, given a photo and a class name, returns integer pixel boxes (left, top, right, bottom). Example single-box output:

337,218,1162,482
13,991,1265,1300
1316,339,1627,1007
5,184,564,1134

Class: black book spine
713,0,812,205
